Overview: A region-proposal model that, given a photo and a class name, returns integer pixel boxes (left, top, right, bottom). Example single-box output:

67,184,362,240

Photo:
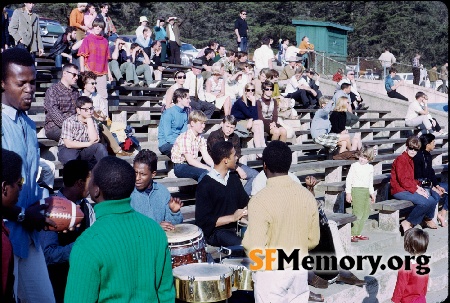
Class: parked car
39,17,65,51
180,42,199,66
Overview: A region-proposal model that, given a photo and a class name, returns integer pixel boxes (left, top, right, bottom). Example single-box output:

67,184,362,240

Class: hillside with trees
5,1,448,69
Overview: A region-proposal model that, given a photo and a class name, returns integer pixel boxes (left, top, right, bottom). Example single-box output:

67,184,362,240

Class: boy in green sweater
65,156,175,303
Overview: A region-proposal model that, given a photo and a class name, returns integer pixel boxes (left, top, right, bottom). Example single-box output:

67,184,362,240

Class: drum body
222,258,254,291
166,224,207,268
173,263,233,302
236,220,247,238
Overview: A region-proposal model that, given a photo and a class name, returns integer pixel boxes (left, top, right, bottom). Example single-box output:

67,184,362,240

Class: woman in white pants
404,91,433,135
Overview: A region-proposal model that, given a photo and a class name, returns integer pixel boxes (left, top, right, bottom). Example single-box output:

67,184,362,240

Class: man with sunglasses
44,63,80,142
234,10,249,52
57,96,108,167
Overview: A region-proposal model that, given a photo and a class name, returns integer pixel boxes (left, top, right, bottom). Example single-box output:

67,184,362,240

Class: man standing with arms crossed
234,10,249,52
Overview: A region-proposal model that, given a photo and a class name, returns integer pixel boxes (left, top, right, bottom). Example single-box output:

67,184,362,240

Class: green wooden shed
292,20,353,68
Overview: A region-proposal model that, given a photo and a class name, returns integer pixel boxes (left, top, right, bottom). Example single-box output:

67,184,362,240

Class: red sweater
391,262,429,303
390,151,420,195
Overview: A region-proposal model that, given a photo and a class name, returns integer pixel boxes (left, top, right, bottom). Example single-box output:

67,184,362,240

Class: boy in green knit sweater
64,156,175,302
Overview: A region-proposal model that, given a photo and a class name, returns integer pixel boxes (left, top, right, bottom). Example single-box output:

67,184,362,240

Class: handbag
345,111,359,127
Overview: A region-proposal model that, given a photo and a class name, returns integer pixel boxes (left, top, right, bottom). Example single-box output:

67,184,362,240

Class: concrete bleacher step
309,225,448,303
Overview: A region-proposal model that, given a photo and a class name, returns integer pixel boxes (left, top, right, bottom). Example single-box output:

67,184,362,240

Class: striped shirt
170,128,207,164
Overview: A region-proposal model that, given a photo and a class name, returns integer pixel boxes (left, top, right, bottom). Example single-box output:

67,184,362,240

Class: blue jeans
393,190,440,225
158,143,173,158
207,228,242,247
55,54,62,68
174,163,208,182
58,143,108,169
238,37,248,52
240,164,258,196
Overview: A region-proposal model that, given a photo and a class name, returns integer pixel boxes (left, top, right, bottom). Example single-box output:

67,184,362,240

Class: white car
395,73,447,93
180,43,199,66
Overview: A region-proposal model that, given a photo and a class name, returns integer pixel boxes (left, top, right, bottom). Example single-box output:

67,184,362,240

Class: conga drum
173,263,233,302
222,257,254,291
166,223,207,268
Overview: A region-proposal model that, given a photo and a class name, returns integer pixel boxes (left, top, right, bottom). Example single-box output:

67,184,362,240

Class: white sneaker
148,81,160,88
138,80,145,87
281,92,288,97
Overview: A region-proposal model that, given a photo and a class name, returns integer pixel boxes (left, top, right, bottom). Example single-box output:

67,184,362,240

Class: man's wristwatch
17,207,26,222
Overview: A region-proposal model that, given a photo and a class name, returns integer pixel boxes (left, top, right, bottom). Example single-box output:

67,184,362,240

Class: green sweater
64,198,175,303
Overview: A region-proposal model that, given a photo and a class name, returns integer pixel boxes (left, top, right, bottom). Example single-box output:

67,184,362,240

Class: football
42,196,85,232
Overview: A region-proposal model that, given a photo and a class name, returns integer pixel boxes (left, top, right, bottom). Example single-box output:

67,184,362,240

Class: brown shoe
309,273,329,289
115,150,133,157
423,219,438,229
308,291,324,302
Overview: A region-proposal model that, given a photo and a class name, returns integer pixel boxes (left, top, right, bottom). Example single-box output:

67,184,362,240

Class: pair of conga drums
167,224,234,302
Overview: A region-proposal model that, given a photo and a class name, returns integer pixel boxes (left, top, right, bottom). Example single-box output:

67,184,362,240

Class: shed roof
292,20,353,32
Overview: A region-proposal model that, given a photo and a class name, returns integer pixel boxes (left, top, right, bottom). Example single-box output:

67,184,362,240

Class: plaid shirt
44,82,78,132
171,128,207,164
58,115,98,146
77,34,111,75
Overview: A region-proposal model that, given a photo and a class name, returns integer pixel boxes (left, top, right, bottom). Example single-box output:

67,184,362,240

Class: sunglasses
408,147,420,152
88,82,97,85
242,13,247,15
348,73,354,75
264,88,274,91
78,106,95,112
176,75,186,79
246,89,255,92
66,70,79,77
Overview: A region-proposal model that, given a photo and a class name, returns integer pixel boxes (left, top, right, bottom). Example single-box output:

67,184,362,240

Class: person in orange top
298,36,315,69
69,3,88,41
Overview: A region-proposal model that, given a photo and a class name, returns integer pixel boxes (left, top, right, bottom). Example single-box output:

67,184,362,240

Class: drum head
222,258,252,269
166,223,202,243
173,263,233,280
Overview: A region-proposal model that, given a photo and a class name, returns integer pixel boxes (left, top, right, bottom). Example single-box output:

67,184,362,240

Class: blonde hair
335,96,349,112
189,110,207,123
211,64,222,76
356,145,375,161
319,96,330,107
242,83,255,105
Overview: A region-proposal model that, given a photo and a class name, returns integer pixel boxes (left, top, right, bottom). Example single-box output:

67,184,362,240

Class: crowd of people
1,3,448,303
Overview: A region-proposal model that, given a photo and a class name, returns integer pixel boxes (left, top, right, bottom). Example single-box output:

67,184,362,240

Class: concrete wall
320,78,448,129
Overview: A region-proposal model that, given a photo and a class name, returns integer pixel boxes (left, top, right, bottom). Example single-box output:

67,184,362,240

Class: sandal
355,235,369,240
351,236,359,243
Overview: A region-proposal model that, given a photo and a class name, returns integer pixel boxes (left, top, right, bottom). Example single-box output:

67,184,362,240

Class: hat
139,16,148,23
286,56,301,62
191,59,203,69
338,79,351,87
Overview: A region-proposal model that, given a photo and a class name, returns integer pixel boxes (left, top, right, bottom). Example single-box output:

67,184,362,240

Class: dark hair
262,141,292,173
91,18,105,29
237,51,248,60
266,69,279,79
419,133,436,150
2,149,22,184
415,91,426,100
261,80,274,90
204,48,215,57
222,115,237,126
133,149,158,173
75,96,93,108
404,228,429,255
1,48,35,82
100,3,109,9
63,159,90,187
340,82,352,90
208,40,217,48
173,70,185,78
78,71,97,89
261,36,271,45
172,88,189,104
130,42,140,50
62,63,79,73
210,141,234,165
92,156,136,200
389,67,398,74
85,3,96,12
63,26,77,44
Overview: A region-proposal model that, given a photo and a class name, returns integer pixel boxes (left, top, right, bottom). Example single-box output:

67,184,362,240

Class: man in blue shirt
154,18,167,63
385,67,408,101
131,149,183,231
158,88,190,158
1,47,57,302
